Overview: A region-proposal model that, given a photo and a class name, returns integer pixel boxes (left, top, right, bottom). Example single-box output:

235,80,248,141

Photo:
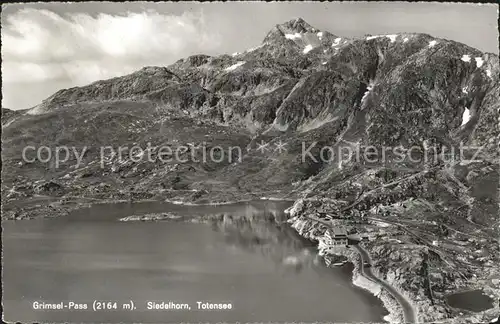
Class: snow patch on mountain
475,57,484,68
461,55,471,63
361,81,375,109
303,45,313,54
428,40,438,48
462,86,468,94
386,35,397,43
361,85,373,103
461,108,471,126
332,37,342,47
486,70,492,78
285,33,302,40
366,35,398,43
225,61,246,72
403,37,409,43
246,44,265,53
317,31,323,39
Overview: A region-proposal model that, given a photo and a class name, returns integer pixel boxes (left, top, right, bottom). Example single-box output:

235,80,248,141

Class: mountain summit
263,17,319,41
262,17,338,53
279,17,315,31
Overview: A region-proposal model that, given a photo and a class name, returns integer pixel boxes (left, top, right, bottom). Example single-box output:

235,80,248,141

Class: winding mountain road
354,244,417,323
301,215,417,323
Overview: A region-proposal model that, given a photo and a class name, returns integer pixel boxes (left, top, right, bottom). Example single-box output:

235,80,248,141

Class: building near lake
325,227,348,246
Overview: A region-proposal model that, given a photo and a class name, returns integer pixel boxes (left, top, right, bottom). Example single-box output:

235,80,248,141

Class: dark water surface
3,200,387,323
446,289,495,312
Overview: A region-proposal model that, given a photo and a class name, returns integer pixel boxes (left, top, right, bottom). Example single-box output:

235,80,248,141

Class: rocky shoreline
285,198,500,324
287,210,407,323
335,248,406,324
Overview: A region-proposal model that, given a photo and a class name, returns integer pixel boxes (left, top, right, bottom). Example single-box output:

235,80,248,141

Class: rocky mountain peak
262,17,334,44
261,18,338,59
278,17,316,33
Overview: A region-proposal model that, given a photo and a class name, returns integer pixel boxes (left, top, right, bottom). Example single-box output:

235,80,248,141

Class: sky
2,2,498,110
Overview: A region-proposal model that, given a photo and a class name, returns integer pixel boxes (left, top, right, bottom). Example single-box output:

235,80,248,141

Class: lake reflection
2,200,387,323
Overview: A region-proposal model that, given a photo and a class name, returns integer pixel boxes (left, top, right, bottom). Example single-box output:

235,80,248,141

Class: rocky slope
1,18,499,323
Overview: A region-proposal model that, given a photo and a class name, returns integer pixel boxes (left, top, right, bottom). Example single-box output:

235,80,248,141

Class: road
301,214,418,322
355,244,417,323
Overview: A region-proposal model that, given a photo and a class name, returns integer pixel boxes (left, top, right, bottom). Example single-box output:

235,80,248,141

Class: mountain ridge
22,22,498,150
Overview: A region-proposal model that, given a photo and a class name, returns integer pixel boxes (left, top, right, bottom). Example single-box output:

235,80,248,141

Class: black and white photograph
1,1,499,323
